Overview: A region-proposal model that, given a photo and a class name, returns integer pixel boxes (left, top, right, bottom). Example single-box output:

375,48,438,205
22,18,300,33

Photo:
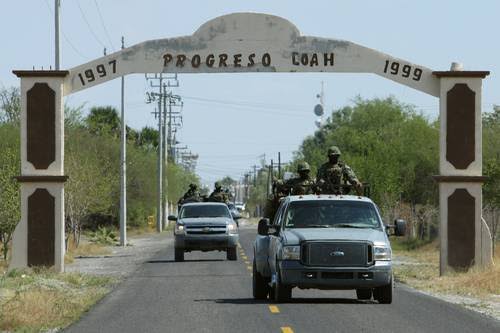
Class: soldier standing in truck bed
178,183,202,205
264,162,317,221
285,161,317,195
316,146,362,195
208,182,229,203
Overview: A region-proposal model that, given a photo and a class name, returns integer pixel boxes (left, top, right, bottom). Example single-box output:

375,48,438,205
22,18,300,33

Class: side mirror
384,224,391,236
257,218,270,235
269,224,281,235
394,219,407,236
168,215,177,221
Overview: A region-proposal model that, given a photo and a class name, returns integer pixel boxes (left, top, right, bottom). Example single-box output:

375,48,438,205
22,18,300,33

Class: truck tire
356,288,373,300
227,247,237,261
174,248,184,262
374,277,393,304
253,259,269,299
273,269,292,303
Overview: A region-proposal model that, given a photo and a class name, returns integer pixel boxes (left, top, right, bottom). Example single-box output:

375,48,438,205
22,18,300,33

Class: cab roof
181,202,228,207
284,194,374,204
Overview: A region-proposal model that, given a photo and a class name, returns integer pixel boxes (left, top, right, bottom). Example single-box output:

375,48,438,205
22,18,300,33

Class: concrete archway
11,13,492,273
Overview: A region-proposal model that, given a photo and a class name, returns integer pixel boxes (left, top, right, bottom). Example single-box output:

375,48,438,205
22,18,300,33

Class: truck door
268,200,288,272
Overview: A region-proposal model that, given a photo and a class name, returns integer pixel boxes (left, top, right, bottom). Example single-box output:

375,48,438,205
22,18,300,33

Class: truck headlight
374,245,391,261
174,224,185,235
227,222,238,234
282,245,300,260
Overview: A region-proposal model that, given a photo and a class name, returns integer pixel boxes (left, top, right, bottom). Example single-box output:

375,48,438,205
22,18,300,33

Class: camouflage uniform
178,184,201,206
264,179,286,221
284,162,316,195
264,162,316,221
316,146,362,195
208,182,229,203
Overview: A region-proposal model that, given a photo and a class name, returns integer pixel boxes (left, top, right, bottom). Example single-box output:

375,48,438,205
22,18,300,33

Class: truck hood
178,217,232,226
283,228,387,245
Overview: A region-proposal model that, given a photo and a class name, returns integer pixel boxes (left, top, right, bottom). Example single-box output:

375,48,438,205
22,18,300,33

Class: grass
0,268,116,332
392,239,500,297
0,222,161,331
64,236,112,264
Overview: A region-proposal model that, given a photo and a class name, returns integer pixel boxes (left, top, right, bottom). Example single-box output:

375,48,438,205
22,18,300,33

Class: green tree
217,176,236,187
0,87,20,124
483,106,500,252
86,106,121,136
65,126,119,246
246,166,270,217
295,97,439,222
0,123,20,259
136,126,159,149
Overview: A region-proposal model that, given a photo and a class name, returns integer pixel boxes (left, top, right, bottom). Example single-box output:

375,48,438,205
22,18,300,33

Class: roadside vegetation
0,268,116,332
392,239,500,297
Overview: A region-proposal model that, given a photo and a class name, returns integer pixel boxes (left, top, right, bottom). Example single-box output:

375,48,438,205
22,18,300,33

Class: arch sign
11,13,492,274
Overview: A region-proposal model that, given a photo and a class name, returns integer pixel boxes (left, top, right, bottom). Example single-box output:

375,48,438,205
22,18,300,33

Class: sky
1,1,499,187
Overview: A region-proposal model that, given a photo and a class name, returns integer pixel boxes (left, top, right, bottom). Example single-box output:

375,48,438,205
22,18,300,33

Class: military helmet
297,161,311,172
189,183,197,189
327,146,341,156
214,181,221,188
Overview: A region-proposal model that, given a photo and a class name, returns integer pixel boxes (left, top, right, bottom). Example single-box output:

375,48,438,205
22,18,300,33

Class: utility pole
55,0,60,69
278,152,281,178
146,74,164,233
271,159,275,180
267,165,272,198
146,74,181,231
119,37,127,246
156,77,163,232
162,83,168,229
156,102,163,233
253,165,257,186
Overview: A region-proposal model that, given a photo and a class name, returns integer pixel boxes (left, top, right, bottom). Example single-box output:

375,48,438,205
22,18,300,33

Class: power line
43,0,88,60
93,0,115,51
186,100,310,118
76,0,107,48
181,95,308,114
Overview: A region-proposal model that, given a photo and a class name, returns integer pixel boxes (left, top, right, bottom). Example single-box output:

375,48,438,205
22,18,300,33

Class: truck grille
185,225,226,235
301,241,372,267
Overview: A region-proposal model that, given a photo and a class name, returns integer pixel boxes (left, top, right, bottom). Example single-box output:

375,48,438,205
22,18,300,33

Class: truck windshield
180,205,231,218
284,200,381,229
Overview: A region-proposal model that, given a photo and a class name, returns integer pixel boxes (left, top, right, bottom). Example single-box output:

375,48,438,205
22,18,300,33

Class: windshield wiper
332,224,373,229
302,224,331,228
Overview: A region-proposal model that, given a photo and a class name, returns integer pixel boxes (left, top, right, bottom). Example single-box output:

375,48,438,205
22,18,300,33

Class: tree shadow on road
194,297,376,305
146,259,225,263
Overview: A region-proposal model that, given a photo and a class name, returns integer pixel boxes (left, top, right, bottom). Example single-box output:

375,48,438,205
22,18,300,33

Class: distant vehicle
235,201,246,212
227,203,242,226
169,202,240,262
253,195,406,303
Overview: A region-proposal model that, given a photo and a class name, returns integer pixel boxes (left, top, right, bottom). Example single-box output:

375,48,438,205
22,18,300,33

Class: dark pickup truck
253,194,405,303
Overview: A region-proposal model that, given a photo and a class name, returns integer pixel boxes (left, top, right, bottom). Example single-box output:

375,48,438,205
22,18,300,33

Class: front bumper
175,233,239,251
279,260,392,289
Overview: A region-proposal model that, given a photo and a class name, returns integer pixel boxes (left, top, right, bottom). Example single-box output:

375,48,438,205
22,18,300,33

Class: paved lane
66,225,500,333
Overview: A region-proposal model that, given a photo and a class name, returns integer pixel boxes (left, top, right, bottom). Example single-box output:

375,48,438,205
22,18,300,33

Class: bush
89,227,118,246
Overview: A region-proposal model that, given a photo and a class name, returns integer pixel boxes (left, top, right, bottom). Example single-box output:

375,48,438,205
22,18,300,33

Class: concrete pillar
433,70,493,275
10,70,68,273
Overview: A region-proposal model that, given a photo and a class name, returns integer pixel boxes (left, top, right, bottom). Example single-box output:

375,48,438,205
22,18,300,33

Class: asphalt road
66,226,500,333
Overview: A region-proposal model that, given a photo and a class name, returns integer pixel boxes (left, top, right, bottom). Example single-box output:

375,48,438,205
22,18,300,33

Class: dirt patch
65,231,173,277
